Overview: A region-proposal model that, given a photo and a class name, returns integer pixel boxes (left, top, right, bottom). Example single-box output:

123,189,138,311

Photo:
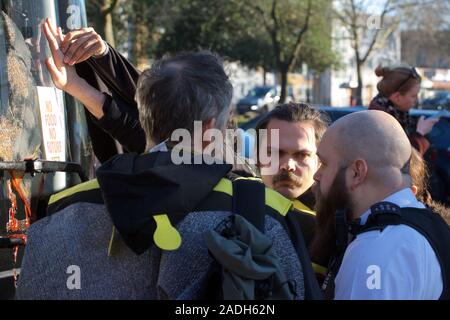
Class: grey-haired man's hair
135,51,233,147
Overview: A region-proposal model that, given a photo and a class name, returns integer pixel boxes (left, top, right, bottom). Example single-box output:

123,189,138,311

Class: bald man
311,110,448,300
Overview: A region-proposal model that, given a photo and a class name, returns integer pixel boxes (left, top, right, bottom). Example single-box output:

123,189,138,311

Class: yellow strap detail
293,200,316,216
212,178,232,196
234,177,263,183
153,214,182,251
265,188,293,216
212,178,292,216
48,179,100,205
312,262,327,276
108,226,116,256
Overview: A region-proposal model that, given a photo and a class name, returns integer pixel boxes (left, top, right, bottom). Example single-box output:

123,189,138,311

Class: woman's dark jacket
369,94,430,155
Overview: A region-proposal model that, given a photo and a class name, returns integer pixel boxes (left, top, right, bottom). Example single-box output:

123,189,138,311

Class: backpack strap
352,202,404,235
203,178,273,300
230,178,323,299
285,210,324,300
231,178,266,232
47,179,103,215
321,209,350,300
231,178,273,299
352,202,450,300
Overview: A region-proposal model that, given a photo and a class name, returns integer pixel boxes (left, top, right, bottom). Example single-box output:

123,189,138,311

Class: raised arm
43,20,146,153
43,18,105,119
61,28,141,107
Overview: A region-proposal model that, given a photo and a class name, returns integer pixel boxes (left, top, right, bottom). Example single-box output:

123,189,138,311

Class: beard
309,167,352,267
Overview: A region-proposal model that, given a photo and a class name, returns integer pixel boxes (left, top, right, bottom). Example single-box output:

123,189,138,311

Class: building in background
313,14,401,107
401,30,450,101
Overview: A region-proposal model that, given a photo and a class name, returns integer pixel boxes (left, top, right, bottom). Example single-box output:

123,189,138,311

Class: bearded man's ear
349,159,368,191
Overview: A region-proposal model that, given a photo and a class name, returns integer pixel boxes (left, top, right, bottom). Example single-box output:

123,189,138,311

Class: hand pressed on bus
43,18,81,91
43,18,105,119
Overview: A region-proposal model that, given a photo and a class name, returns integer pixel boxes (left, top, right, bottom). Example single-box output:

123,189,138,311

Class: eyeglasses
397,67,420,91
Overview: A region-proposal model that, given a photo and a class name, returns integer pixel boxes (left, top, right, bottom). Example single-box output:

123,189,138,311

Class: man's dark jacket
16,152,322,299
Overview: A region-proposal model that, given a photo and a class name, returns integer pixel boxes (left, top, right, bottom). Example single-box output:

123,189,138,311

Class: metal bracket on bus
0,160,88,249
0,159,88,182
0,237,25,248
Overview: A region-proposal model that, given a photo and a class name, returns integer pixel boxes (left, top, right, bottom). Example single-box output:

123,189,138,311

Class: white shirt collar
148,141,168,153
359,188,426,225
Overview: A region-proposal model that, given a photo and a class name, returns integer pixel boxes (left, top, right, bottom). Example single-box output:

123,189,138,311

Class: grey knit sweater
16,203,304,300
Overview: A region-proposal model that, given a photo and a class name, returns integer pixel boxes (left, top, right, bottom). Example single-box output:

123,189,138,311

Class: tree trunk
103,11,115,47
279,67,288,103
355,59,363,106
262,66,267,86
129,1,150,68
86,0,117,47
127,13,134,62
87,9,103,37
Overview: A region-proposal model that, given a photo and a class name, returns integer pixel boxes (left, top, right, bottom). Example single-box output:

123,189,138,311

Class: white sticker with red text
37,86,66,161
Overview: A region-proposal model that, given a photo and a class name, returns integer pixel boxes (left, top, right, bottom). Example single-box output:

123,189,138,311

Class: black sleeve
75,44,146,154
96,93,146,153
85,44,141,107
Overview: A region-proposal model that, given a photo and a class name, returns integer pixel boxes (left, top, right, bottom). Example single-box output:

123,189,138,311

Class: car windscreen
248,87,271,97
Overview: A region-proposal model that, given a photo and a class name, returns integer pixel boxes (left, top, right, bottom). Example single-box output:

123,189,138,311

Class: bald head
314,110,413,219
326,110,411,174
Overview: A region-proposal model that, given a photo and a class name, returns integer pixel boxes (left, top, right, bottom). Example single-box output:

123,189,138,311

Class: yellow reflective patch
212,178,292,217
48,179,100,205
312,262,327,276
212,178,232,196
293,200,316,216
265,188,293,216
153,214,182,251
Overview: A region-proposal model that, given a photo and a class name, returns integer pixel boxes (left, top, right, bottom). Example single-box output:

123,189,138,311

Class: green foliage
99,0,338,80
155,0,240,56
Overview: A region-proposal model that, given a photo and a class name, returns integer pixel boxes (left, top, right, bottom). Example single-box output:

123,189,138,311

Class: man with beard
16,20,324,300
311,110,449,300
255,103,329,252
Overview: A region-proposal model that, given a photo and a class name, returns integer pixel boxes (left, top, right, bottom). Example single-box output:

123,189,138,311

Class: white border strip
0,269,21,279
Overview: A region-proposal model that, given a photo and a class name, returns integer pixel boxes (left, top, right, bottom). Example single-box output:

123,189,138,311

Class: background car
421,91,450,110
236,86,294,115
240,106,450,205
236,86,279,115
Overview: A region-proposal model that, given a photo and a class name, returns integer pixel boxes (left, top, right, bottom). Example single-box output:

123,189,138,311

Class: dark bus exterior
0,0,94,299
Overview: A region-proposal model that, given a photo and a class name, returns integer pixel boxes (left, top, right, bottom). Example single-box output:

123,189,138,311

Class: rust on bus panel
6,172,32,233
0,10,43,285
2,171,33,286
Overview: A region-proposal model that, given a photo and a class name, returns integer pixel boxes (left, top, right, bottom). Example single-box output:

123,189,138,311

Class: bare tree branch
288,0,313,69
102,0,119,16
360,0,393,63
333,7,351,26
349,0,361,61
267,0,283,67
270,0,280,33
239,1,273,35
